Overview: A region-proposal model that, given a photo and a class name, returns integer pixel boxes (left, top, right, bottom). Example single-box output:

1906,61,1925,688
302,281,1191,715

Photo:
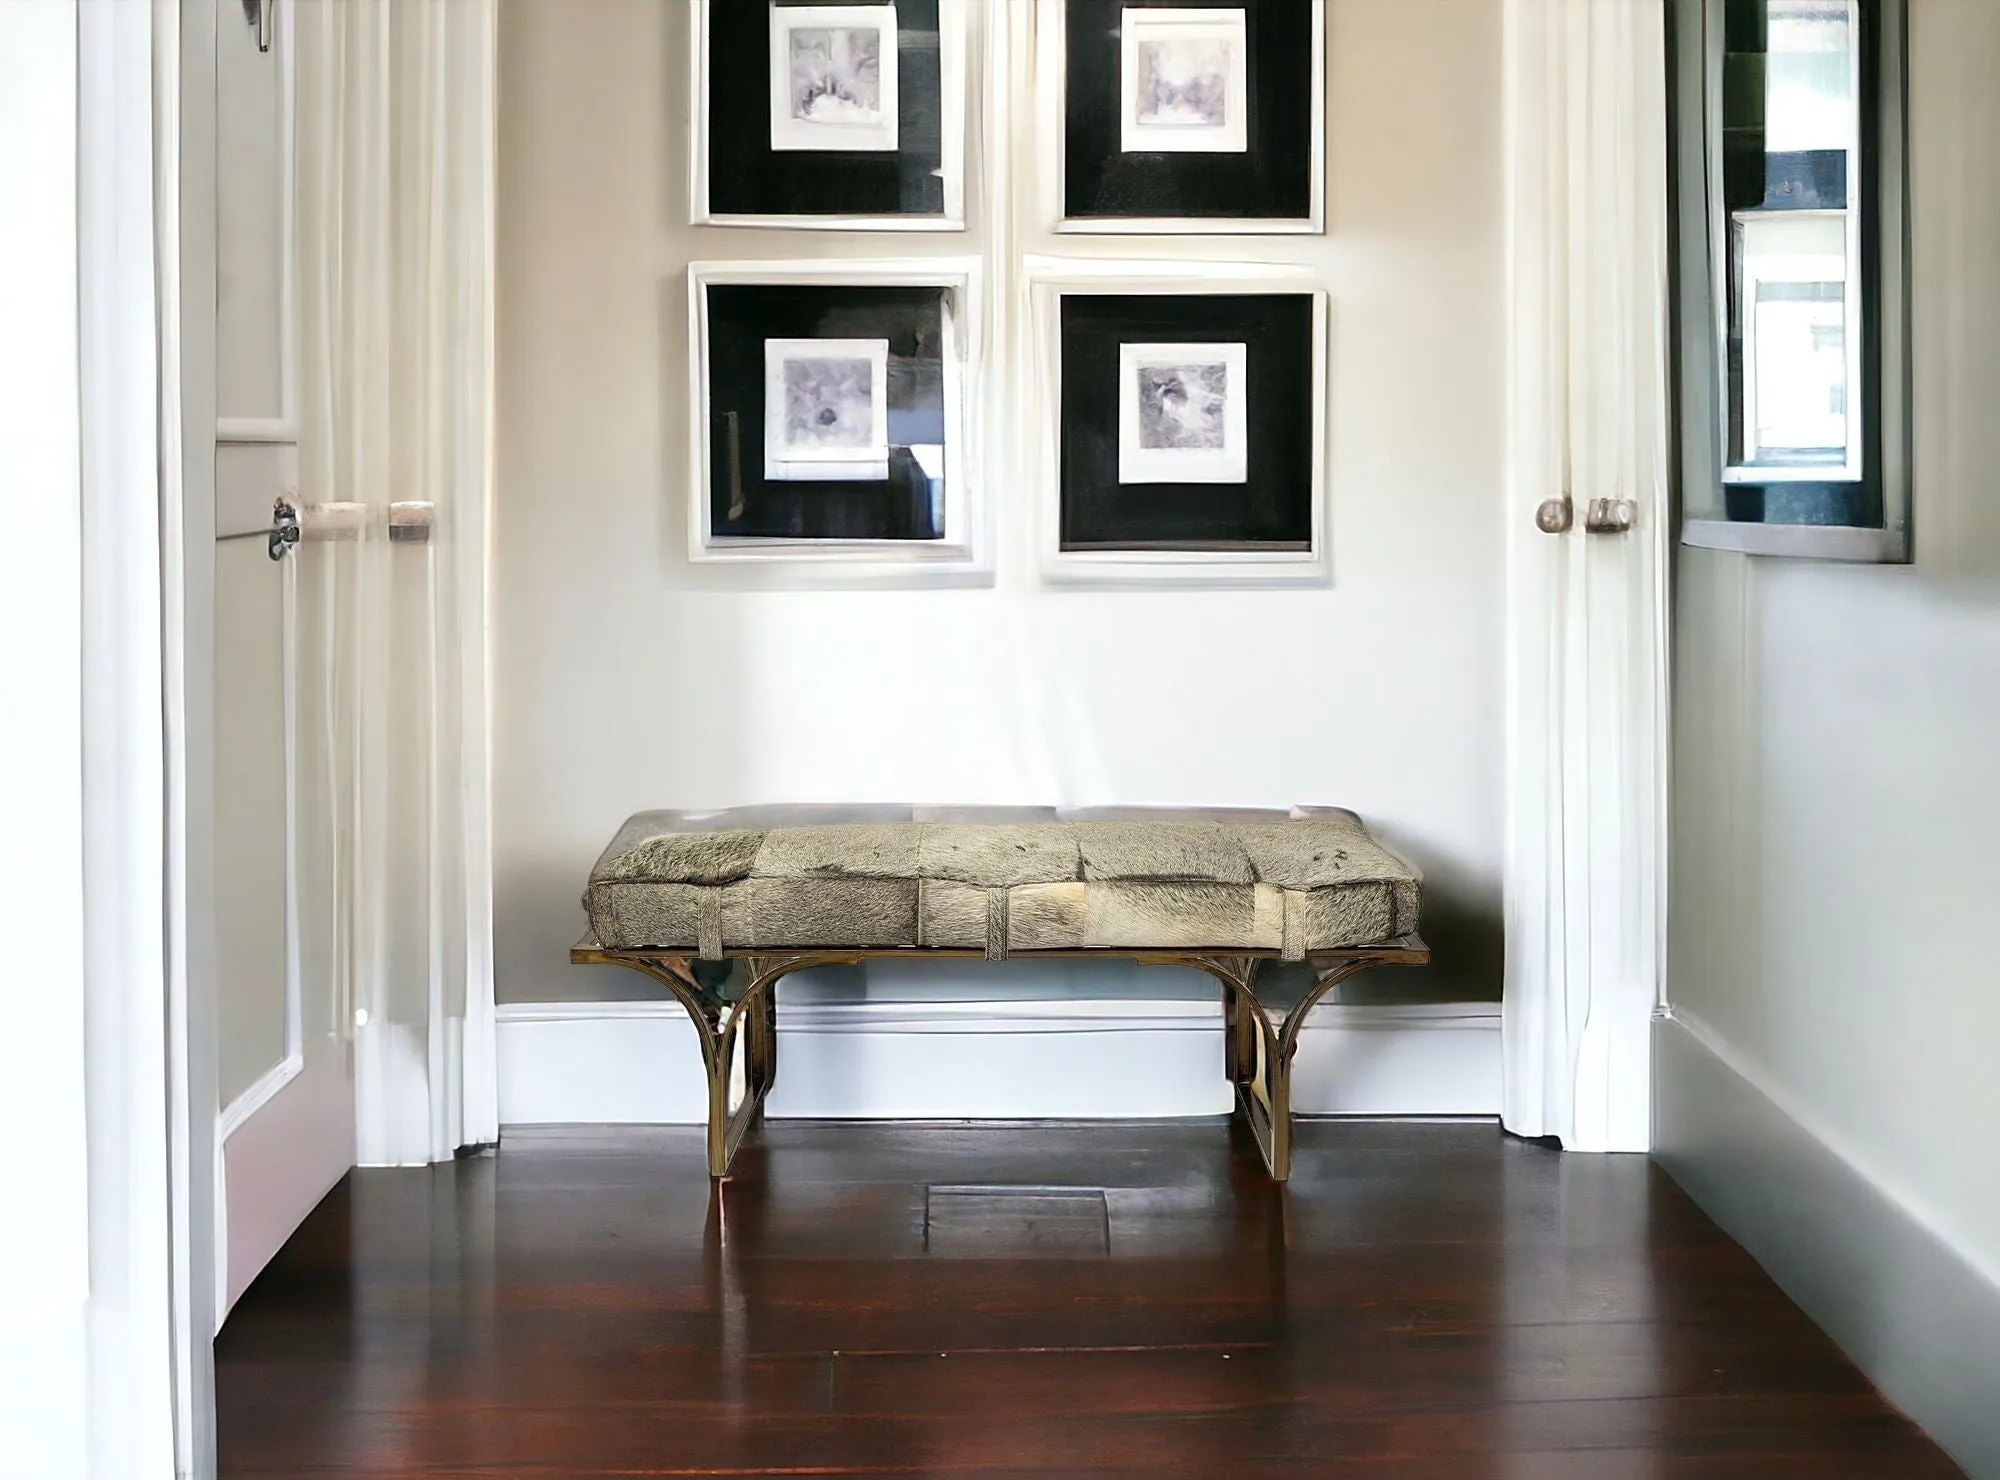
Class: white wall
494,0,1507,1006
1663,1,2000,1469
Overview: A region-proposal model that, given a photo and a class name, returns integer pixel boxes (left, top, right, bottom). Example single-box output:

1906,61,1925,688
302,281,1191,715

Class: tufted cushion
584,806,1420,961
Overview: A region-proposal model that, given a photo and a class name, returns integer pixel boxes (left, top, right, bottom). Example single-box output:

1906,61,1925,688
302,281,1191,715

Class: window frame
1671,0,1912,562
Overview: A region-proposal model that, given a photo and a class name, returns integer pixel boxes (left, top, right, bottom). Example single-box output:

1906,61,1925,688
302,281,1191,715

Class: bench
572,806,1429,1181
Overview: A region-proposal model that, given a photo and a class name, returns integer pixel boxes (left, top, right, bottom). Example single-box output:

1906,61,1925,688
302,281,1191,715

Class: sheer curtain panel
294,0,499,1166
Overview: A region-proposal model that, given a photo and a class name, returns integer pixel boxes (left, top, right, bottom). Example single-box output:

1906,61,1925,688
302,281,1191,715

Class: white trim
497,998,1501,1125
502,996,1501,1034
1036,0,1325,236
216,1051,305,1142
1662,1008,1999,1292
1022,256,1328,587
214,0,297,446
166,0,223,1470
215,1034,355,1317
1655,1011,2000,1476
689,0,969,231
687,257,988,581
1679,518,1906,562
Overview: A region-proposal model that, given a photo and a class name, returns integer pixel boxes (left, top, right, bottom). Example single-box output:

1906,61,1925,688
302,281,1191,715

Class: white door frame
167,0,223,1468
0,1,216,1474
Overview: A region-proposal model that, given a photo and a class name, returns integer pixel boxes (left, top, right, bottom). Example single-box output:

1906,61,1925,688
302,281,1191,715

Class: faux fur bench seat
572,806,1428,1182
584,806,1421,962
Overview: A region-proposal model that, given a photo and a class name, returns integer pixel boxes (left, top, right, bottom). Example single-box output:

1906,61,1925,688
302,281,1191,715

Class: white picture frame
688,259,987,583
768,4,901,153
1024,257,1329,587
1034,0,1326,235
763,337,893,481
1118,7,1248,155
1117,341,1249,484
689,0,972,231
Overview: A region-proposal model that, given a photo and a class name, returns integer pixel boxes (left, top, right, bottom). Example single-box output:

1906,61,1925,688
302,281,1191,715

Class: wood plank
215,1123,1964,1479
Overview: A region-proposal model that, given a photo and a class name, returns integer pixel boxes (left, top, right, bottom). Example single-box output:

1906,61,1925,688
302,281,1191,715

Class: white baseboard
1655,1011,2000,1479
497,995,1501,1125
217,1044,355,1324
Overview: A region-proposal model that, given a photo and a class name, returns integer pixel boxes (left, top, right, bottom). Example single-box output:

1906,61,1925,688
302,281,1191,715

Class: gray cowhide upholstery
584,806,1421,962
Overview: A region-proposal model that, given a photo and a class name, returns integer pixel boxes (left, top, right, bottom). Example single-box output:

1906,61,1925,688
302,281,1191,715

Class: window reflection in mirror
1722,0,1862,486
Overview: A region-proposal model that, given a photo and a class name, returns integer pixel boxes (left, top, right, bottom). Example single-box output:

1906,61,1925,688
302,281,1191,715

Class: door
210,0,354,1321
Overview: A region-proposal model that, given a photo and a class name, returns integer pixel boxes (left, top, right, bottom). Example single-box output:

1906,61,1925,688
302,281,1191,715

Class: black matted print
708,0,944,218
1061,294,1314,549
1065,0,1317,222
705,283,950,543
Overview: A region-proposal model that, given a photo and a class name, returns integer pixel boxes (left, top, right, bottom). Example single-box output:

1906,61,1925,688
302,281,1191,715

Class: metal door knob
1585,497,1636,534
268,497,300,561
1535,498,1573,534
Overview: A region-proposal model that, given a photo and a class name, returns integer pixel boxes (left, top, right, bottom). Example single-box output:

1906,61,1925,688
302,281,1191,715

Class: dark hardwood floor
216,1120,1964,1478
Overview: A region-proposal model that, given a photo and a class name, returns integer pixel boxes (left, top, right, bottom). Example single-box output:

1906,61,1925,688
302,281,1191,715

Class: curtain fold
1499,0,1672,1150
294,0,498,1166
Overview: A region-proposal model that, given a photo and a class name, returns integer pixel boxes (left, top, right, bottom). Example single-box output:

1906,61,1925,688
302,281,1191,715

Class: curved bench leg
1177,955,1291,1181
585,951,848,1178
1184,953,1400,1182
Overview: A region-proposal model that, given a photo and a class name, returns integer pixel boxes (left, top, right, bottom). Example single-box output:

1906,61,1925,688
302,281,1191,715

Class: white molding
1497,0,1670,1153
166,0,223,1472
215,1050,303,1142
688,0,970,231
1021,257,1329,587
214,1032,355,1320
1034,0,1326,236
497,997,1500,1126
1655,1011,2000,1476
1679,518,1907,563
217,415,300,444
686,257,989,582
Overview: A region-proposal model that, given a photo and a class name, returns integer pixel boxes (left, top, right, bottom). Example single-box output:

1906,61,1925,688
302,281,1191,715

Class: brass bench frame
571,934,1429,1182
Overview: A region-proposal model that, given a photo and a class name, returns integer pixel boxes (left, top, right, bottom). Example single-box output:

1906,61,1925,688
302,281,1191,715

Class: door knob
1535,497,1573,534
1585,497,1635,534
268,496,300,561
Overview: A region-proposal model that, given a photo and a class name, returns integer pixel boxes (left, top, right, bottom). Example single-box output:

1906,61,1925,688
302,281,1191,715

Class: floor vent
922,1185,1111,1257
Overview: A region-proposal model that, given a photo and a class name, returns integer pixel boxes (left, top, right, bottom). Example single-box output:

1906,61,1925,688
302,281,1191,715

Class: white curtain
1499,0,1673,1151
293,0,499,1166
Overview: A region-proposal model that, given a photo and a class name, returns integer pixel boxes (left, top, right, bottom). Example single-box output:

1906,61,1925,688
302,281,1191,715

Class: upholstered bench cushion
584,806,1420,962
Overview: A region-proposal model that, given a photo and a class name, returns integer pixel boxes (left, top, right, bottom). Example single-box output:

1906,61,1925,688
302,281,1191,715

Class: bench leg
1233,995,1293,1182
707,956,821,1178
1189,957,1292,1181
1196,953,1401,1183
585,952,841,1179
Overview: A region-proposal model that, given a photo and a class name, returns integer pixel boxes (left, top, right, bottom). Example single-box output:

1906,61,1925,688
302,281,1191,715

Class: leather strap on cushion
986,888,1009,962
698,890,723,960
1281,891,1306,962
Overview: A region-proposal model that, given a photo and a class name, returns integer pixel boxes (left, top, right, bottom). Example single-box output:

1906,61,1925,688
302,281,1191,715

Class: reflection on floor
216,1121,1965,1478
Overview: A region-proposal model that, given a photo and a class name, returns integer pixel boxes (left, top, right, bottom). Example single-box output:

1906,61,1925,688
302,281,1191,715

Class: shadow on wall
1345,832,1502,1004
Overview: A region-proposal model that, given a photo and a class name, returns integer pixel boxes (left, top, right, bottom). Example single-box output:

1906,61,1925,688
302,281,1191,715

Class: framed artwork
1118,7,1248,154
1026,260,1327,585
763,338,893,480
767,6,901,153
1037,0,1325,234
691,0,968,230
688,260,984,577
1117,341,1249,483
